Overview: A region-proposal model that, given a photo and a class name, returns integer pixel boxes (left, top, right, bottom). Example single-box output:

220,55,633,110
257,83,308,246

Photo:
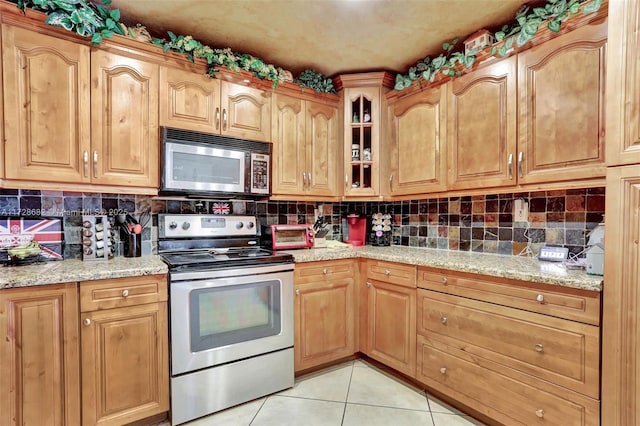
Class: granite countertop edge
282,245,603,292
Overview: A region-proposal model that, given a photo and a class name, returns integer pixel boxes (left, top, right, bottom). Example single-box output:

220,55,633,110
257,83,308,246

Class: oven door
163,140,246,194
170,265,293,375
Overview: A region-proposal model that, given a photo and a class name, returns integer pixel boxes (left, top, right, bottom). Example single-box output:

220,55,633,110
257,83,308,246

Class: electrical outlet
514,199,529,222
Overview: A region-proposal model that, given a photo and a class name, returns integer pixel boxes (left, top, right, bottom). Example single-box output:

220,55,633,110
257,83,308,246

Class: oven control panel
159,214,257,238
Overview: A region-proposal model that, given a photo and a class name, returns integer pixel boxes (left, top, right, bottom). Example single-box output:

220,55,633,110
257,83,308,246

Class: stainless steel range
158,214,294,425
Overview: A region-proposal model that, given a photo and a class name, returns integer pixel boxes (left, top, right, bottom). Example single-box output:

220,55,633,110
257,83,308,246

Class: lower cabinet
80,275,169,425
361,260,416,377
294,260,356,372
416,267,601,425
0,283,81,426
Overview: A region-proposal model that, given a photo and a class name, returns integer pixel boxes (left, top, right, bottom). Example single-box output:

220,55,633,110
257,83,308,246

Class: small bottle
351,144,360,161
352,112,359,123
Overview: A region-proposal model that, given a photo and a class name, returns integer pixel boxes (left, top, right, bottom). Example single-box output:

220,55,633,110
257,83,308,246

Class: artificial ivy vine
394,0,603,91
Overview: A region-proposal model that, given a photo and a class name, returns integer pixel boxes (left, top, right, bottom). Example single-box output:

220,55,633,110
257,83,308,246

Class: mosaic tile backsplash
0,187,605,259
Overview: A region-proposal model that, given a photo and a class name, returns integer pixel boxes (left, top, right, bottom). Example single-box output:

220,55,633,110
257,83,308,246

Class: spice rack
81,215,113,261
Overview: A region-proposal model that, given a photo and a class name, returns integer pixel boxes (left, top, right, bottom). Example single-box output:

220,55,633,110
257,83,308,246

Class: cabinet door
2,25,91,183
518,21,606,184
159,66,221,133
294,277,355,371
306,100,339,197
606,1,640,166
91,50,159,188
449,56,517,190
81,302,169,425
220,81,271,142
365,279,416,377
0,283,80,426
271,93,305,195
602,165,640,425
389,84,447,195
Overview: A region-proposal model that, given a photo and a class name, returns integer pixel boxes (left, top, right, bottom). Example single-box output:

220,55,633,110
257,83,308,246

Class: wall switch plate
514,199,529,222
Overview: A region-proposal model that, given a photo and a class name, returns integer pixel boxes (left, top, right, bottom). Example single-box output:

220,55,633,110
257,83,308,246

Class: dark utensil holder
124,233,142,257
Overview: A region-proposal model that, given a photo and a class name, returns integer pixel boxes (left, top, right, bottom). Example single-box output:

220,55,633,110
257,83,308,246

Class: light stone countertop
280,245,603,292
0,255,168,289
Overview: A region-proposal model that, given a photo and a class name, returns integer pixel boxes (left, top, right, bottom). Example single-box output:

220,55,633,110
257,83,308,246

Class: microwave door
165,142,245,193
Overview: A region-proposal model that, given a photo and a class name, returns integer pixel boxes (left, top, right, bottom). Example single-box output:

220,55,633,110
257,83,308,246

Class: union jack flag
0,218,63,260
210,202,231,215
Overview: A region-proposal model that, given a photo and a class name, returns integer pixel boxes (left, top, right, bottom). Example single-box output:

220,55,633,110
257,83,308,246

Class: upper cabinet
448,56,517,191
271,92,339,198
2,25,91,184
91,50,159,188
159,66,271,142
517,20,606,185
2,24,159,193
388,83,448,196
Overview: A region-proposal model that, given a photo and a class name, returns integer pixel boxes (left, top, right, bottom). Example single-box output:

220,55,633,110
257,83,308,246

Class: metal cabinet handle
302,172,307,188
440,367,447,375
83,318,91,326
83,151,89,177
441,277,448,284
384,270,391,276
389,173,393,191
295,289,300,295
322,268,328,274
536,294,544,303
441,316,448,324
507,153,513,180
223,109,227,130
215,107,220,130
366,282,372,288
535,343,544,352
122,289,129,298
308,172,312,186
517,151,524,178
93,151,98,178
535,409,545,419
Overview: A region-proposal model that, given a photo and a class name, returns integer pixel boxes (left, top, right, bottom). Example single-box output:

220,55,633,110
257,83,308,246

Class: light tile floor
181,359,486,426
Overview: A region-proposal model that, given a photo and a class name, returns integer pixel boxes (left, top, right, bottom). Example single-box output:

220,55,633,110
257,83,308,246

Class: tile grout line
340,360,356,425
247,396,268,425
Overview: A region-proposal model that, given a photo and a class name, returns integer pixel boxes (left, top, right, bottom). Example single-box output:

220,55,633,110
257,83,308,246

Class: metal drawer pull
295,289,300,295
536,294,544,303
223,109,228,130
517,151,524,178
535,343,544,352
440,316,447,324
302,172,307,188
215,107,220,130
507,153,513,179
440,367,447,375
384,270,391,276
322,268,328,274
122,289,129,298
441,277,447,284
83,318,91,326
93,151,98,177
366,282,372,288
535,409,545,418
83,151,89,177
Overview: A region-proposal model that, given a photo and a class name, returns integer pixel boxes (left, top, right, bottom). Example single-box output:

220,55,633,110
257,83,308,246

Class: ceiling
110,0,530,78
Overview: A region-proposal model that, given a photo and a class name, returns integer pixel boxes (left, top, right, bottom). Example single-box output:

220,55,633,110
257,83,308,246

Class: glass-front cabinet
338,72,392,198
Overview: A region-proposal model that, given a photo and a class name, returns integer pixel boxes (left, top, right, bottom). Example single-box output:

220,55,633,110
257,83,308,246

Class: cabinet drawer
417,336,600,426
367,260,416,288
80,275,167,312
294,259,356,284
417,267,600,325
417,289,599,398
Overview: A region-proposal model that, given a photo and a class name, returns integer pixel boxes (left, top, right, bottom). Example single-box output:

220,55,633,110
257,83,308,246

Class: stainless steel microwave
160,127,271,198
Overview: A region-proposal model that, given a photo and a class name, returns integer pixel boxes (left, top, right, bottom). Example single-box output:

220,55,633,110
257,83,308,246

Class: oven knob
246,221,255,229
169,221,178,230
236,222,244,229
182,222,191,230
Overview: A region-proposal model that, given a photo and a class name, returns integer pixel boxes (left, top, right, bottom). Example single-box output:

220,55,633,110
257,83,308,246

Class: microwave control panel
251,153,270,194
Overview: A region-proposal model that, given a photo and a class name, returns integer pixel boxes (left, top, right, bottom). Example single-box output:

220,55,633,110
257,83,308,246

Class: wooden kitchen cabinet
160,66,271,142
388,82,448,196
80,275,169,425
517,20,606,185
0,283,80,426
294,260,356,371
416,267,601,425
448,56,517,191
2,25,91,184
271,93,339,198
361,260,416,377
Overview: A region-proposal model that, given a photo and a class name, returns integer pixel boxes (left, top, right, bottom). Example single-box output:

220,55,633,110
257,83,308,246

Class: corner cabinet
387,83,448,196
517,19,607,185
337,73,393,198
160,66,272,142
0,283,81,426
80,275,169,426
271,92,339,198
293,260,356,372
